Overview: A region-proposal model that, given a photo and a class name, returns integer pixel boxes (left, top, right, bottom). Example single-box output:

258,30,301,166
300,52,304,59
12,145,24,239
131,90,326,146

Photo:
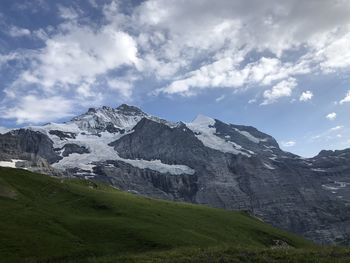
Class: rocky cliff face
0,129,61,163
1,104,350,245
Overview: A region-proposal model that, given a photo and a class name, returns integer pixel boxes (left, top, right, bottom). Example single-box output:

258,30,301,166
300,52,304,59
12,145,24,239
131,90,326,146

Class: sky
0,0,350,157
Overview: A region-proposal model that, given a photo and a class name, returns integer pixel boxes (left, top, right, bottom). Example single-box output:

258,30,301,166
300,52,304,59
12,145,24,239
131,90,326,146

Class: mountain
0,167,318,263
1,104,350,245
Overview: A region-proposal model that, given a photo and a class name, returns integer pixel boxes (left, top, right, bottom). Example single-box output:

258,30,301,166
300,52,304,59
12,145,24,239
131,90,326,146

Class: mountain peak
85,106,114,115
116,104,144,115
87,107,97,113
191,114,215,126
68,104,147,132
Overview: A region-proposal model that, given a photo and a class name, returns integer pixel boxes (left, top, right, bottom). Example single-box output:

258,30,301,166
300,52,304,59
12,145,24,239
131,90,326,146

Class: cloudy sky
0,0,350,157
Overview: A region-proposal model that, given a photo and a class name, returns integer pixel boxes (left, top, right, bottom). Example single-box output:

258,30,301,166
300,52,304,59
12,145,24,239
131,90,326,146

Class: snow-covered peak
29,104,179,138
187,114,281,157
191,114,215,126
70,105,148,132
0,126,11,134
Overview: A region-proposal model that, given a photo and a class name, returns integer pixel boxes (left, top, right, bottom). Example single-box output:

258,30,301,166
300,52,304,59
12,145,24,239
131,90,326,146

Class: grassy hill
0,167,348,263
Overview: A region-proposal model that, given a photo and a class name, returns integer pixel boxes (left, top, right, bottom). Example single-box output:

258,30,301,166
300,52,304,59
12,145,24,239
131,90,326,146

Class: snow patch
52,131,126,170
0,159,26,168
264,145,277,149
335,181,350,187
29,122,82,148
119,159,195,175
234,128,268,143
312,168,327,172
187,115,251,157
0,126,11,134
322,181,350,191
263,162,275,170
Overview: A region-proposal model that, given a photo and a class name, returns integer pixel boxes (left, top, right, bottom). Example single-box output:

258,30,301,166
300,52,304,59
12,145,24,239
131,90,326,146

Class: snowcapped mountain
1,104,350,245
23,104,189,176
71,105,145,132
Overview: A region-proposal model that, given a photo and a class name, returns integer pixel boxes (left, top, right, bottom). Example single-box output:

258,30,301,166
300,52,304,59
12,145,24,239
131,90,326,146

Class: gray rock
93,160,198,201
60,143,90,157
0,129,62,163
49,130,76,140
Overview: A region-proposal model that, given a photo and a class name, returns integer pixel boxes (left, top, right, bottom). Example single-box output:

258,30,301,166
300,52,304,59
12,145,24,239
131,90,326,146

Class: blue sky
0,0,350,157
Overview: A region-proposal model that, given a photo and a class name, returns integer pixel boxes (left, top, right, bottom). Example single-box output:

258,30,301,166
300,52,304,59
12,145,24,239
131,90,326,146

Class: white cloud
20,24,140,89
135,0,350,57
340,90,350,104
2,95,74,124
107,79,134,99
1,4,143,124
262,78,297,105
161,57,245,96
311,125,345,141
160,56,308,96
133,0,350,80
76,82,96,98
3,0,350,124
2,21,142,122
0,52,21,67
318,32,350,71
281,140,296,147
8,26,31,37
326,112,337,120
58,6,80,20
215,95,225,102
88,0,98,8
299,91,313,102
132,0,350,102
330,125,343,131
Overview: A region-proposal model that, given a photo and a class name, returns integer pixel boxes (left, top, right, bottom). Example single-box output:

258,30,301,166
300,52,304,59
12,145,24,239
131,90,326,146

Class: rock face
94,160,198,201
49,130,76,140
0,129,61,163
1,104,350,245
60,144,90,157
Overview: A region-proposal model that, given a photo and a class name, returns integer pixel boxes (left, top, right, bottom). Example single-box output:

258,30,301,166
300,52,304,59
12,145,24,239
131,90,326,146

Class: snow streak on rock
187,115,251,156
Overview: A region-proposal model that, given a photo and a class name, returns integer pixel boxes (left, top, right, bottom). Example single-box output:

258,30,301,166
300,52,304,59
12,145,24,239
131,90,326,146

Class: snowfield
187,115,252,157
233,128,268,143
51,131,195,175
0,159,26,168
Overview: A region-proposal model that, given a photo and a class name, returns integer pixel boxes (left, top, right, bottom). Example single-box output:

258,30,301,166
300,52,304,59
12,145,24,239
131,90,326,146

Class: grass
0,167,348,263
87,246,350,263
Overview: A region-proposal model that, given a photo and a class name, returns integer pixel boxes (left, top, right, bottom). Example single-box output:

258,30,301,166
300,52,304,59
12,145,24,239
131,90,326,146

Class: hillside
0,167,326,262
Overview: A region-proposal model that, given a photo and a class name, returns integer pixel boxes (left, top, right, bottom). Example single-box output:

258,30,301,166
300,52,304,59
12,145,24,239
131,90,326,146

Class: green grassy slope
0,167,346,263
